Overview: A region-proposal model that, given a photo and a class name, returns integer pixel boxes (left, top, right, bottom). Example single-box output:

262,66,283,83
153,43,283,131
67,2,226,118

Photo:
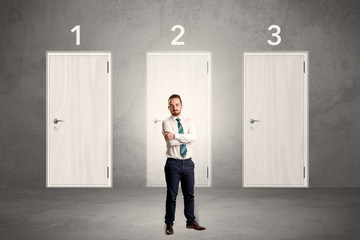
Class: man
162,94,206,235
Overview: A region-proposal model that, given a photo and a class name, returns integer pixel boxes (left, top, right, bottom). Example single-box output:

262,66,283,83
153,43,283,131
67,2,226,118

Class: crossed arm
162,120,196,146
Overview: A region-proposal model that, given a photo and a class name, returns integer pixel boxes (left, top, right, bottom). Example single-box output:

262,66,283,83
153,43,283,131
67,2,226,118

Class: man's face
168,98,183,117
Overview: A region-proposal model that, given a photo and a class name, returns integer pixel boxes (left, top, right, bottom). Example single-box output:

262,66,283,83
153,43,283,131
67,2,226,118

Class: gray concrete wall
0,0,359,188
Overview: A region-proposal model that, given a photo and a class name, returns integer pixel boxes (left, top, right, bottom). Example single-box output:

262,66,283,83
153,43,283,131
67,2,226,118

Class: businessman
162,94,206,235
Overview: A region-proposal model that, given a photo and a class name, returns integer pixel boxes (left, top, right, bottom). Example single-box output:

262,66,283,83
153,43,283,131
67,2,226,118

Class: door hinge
303,167,305,179
107,61,109,73
303,61,305,73
207,167,209,179
107,167,109,178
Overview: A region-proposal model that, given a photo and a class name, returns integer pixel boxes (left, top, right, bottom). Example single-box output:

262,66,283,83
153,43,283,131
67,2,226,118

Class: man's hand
165,131,175,141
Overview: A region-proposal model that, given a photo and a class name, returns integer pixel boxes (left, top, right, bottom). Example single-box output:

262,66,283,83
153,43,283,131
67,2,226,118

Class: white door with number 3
243,52,308,187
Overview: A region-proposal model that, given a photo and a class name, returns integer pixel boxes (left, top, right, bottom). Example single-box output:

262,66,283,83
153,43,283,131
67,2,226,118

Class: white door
243,52,308,187
47,52,112,187
147,52,211,187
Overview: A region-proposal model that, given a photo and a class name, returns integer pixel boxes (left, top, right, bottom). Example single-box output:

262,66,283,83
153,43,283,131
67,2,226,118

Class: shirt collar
171,115,182,121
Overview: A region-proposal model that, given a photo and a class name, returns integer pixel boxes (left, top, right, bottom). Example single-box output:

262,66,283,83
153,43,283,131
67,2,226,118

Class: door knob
153,119,162,124
250,118,261,124
53,118,65,124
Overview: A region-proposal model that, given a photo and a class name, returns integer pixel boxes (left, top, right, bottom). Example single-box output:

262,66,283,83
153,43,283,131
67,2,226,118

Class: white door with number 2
147,52,211,187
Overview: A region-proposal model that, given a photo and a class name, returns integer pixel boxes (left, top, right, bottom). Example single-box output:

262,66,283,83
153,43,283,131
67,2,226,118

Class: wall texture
0,0,359,188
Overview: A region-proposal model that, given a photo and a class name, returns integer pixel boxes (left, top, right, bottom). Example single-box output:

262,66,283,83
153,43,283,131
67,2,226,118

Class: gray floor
1,188,360,240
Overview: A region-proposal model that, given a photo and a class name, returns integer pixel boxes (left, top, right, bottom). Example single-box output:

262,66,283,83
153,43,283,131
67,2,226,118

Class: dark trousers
164,158,195,225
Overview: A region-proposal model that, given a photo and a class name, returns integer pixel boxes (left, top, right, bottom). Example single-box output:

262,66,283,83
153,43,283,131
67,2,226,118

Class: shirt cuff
175,133,180,140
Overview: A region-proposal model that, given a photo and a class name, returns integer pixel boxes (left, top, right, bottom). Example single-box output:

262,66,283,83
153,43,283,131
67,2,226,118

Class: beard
171,109,181,116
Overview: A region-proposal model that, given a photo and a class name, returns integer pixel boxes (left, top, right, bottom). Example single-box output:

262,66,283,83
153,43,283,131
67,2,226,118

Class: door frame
146,52,212,187
242,52,309,188
46,51,112,188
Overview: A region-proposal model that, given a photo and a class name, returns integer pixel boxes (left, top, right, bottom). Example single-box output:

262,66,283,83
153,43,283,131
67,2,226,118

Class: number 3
267,25,281,46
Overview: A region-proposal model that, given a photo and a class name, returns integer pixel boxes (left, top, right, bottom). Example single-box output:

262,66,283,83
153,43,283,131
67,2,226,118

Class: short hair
168,94,182,105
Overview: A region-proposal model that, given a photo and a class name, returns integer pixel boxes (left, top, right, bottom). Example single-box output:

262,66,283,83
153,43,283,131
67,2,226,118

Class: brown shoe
166,224,174,235
186,221,206,231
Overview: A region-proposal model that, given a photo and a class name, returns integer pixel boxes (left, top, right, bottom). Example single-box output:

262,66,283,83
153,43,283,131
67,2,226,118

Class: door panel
243,52,308,187
147,53,211,187
47,52,112,187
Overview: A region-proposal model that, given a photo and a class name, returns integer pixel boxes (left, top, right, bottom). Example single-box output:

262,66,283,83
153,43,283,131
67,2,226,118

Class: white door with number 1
47,52,112,187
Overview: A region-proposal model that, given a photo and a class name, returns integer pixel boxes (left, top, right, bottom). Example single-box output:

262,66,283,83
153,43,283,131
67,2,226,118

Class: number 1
71,25,80,45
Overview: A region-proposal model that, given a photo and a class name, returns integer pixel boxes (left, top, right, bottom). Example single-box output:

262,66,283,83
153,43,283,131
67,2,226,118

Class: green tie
176,118,187,157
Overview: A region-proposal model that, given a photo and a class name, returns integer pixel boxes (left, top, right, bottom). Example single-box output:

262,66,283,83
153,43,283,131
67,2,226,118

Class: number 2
171,25,185,45
71,25,80,45
267,25,281,46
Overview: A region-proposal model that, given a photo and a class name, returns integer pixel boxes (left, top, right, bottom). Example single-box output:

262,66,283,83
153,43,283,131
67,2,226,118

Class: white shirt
162,115,196,159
